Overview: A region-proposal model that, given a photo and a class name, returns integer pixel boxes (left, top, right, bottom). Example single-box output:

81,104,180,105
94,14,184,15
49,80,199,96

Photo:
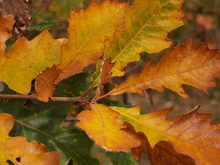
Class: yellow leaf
56,1,126,83
109,41,220,97
76,104,140,152
110,105,220,165
0,30,61,94
105,0,184,76
0,113,60,165
0,15,15,53
35,1,127,101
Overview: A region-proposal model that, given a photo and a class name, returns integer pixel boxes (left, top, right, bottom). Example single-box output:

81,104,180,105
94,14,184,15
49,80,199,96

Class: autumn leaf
126,123,195,165
35,66,60,102
110,105,220,165
98,58,115,86
76,104,140,152
104,0,184,77
0,113,60,165
109,41,220,97
0,30,61,94
93,58,115,98
150,141,196,165
0,15,15,53
56,1,126,83
35,1,126,101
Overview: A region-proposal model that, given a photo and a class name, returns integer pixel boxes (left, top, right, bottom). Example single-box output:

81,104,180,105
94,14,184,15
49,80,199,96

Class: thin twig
0,94,89,103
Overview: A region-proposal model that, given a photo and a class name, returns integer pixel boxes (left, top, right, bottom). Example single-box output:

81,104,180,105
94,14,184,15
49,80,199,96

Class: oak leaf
35,66,60,102
76,104,140,152
35,1,126,101
110,105,220,165
0,30,61,94
56,1,126,83
105,0,184,77
109,41,220,97
0,113,60,165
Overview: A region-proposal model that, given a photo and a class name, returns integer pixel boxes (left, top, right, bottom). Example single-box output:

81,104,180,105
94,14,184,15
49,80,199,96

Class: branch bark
0,94,89,103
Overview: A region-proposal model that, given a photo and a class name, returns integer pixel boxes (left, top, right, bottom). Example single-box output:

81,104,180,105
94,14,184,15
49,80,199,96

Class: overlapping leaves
35,0,127,101
109,41,220,97
1,0,220,165
77,104,220,165
0,113,60,164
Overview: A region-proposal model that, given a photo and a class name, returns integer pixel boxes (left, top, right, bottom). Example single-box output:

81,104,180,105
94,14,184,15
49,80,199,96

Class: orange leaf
109,41,220,97
126,123,195,164
0,15,15,53
99,58,115,86
0,113,60,165
111,105,220,164
76,104,140,152
35,66,60,102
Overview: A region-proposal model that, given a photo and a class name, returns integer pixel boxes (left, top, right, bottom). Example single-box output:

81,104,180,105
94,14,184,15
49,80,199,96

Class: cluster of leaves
1,0,220,164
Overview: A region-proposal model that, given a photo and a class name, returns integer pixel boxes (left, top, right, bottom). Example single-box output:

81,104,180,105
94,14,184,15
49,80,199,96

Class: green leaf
107,152,138,165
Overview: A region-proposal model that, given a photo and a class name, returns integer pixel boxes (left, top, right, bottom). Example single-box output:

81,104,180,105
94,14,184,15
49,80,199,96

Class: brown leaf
111,105,220,164
109,41,220,97
99,58,114,86
35,66,60,102
150,141,196,165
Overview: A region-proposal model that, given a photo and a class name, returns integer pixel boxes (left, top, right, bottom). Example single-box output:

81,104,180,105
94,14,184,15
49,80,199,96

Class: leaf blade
109,41,220,97
106,0,184,76
76,104,140,152
110,105,220,165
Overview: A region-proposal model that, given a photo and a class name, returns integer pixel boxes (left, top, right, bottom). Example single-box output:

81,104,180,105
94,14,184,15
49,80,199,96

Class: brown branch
0,94,89,103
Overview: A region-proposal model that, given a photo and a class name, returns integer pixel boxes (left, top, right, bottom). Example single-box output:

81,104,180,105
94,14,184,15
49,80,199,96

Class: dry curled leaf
35,66,60,102
0,113,60,165
109,41,220,97
76,104,140,152
99,58,115,86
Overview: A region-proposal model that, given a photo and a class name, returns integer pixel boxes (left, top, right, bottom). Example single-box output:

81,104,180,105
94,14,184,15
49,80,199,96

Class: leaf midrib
15,119,90,165
112,0,169,62
110,62,213,95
